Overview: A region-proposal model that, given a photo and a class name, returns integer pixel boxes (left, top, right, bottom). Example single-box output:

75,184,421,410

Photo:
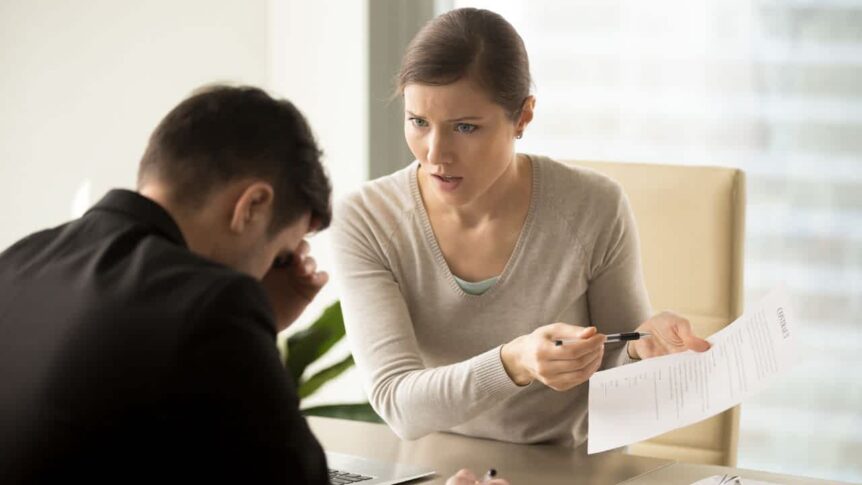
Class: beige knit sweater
330,155,651,446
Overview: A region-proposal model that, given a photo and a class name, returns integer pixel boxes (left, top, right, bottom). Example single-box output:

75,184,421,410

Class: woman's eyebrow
405,110,484,122
446,115,483,122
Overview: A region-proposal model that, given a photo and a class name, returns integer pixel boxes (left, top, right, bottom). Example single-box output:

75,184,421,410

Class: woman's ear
516,95,536,136
229,182,275,235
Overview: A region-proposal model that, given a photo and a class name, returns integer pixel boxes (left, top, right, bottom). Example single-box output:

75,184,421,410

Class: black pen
480,468,497,483
554,332,652,346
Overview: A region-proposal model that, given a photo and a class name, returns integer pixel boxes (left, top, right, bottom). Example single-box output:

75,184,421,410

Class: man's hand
627,311,710,360
261,239,328,332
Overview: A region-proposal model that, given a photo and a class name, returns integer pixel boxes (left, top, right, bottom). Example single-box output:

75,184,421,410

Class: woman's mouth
431,173,463,191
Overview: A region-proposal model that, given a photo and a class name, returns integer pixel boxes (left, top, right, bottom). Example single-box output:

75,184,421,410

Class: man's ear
229,181,275,235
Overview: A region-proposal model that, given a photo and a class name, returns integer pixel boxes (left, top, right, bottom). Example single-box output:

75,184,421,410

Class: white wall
268,0,370,407
0,0,269,249
268,0,368,201
0,0,370,406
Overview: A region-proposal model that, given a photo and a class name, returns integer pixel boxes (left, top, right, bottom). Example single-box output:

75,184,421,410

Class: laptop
325,451,436,485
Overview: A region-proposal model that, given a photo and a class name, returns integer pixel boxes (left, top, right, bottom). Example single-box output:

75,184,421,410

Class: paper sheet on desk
690,476,783,485
588,287,796,454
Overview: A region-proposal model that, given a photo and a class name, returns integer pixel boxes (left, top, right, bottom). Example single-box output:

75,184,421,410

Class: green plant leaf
286,301,344,382
302,402,384,424
298,354,355,399
287,301,380,425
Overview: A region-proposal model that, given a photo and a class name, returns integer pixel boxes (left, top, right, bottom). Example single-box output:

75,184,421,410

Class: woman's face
404,77,531,208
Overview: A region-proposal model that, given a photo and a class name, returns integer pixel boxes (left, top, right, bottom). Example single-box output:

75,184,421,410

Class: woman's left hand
627,311,711,360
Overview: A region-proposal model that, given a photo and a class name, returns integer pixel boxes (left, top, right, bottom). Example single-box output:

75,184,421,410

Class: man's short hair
138,85,331,234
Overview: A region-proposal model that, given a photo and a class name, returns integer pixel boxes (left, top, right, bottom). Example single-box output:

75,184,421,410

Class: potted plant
280,301,382,423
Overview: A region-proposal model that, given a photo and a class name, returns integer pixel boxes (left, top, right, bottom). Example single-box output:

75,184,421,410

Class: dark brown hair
397,8,531,120
138,85,331,234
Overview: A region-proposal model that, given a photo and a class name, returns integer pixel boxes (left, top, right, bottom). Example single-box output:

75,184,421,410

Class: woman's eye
409,117,428,128
455,123,477,134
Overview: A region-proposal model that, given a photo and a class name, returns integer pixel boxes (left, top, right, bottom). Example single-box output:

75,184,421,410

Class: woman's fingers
684,334,711,352
546,332,606,360
635,311,712,358
536,348,603,375
677,321,710,352
542,350,605,391
505,322,613,390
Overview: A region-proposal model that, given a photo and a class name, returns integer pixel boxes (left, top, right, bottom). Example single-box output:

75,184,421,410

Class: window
450,0,862,481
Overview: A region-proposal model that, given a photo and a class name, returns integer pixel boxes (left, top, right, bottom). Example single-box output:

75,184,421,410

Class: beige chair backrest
568,160,746,466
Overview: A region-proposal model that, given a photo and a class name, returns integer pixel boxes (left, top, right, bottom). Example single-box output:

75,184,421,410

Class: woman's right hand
500,324,606,390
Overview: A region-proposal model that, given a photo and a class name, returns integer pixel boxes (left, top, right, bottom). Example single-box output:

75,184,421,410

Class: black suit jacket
0,190,329,484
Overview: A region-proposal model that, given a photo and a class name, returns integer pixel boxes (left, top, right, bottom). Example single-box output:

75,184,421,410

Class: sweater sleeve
330,197,524,440
585,184,653,370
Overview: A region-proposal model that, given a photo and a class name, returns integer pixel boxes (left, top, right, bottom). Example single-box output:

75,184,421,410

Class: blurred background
1,0,859,481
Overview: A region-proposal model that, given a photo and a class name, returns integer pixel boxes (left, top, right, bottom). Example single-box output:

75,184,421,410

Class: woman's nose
425,131,452,166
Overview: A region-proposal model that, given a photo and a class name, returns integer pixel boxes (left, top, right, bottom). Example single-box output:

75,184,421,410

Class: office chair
569,160,746,467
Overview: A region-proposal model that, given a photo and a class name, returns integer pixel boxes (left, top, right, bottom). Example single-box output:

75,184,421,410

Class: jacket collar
87,189,187,247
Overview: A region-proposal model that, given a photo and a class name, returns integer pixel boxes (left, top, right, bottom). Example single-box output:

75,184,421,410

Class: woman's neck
423,154,532,229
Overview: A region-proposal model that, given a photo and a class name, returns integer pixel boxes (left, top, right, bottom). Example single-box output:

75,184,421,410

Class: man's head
137,85,331,279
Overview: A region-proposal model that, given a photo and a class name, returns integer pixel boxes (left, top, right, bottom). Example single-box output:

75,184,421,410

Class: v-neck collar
408,154,542,300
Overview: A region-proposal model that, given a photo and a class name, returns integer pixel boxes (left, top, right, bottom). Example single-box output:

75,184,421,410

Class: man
0,86,332,483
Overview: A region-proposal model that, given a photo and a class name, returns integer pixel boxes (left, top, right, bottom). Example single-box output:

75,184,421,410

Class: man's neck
138,184,213,257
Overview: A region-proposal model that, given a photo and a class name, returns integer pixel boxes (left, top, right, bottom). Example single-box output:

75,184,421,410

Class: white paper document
588,287,796,454
690,476,783,485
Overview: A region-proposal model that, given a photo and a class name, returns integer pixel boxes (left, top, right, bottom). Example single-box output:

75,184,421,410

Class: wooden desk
309,417,672,484
310,417,856,484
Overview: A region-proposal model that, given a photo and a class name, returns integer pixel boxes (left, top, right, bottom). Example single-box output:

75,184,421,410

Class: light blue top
452,274,499,295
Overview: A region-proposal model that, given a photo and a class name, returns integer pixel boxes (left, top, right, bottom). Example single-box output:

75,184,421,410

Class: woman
331,7,709,447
